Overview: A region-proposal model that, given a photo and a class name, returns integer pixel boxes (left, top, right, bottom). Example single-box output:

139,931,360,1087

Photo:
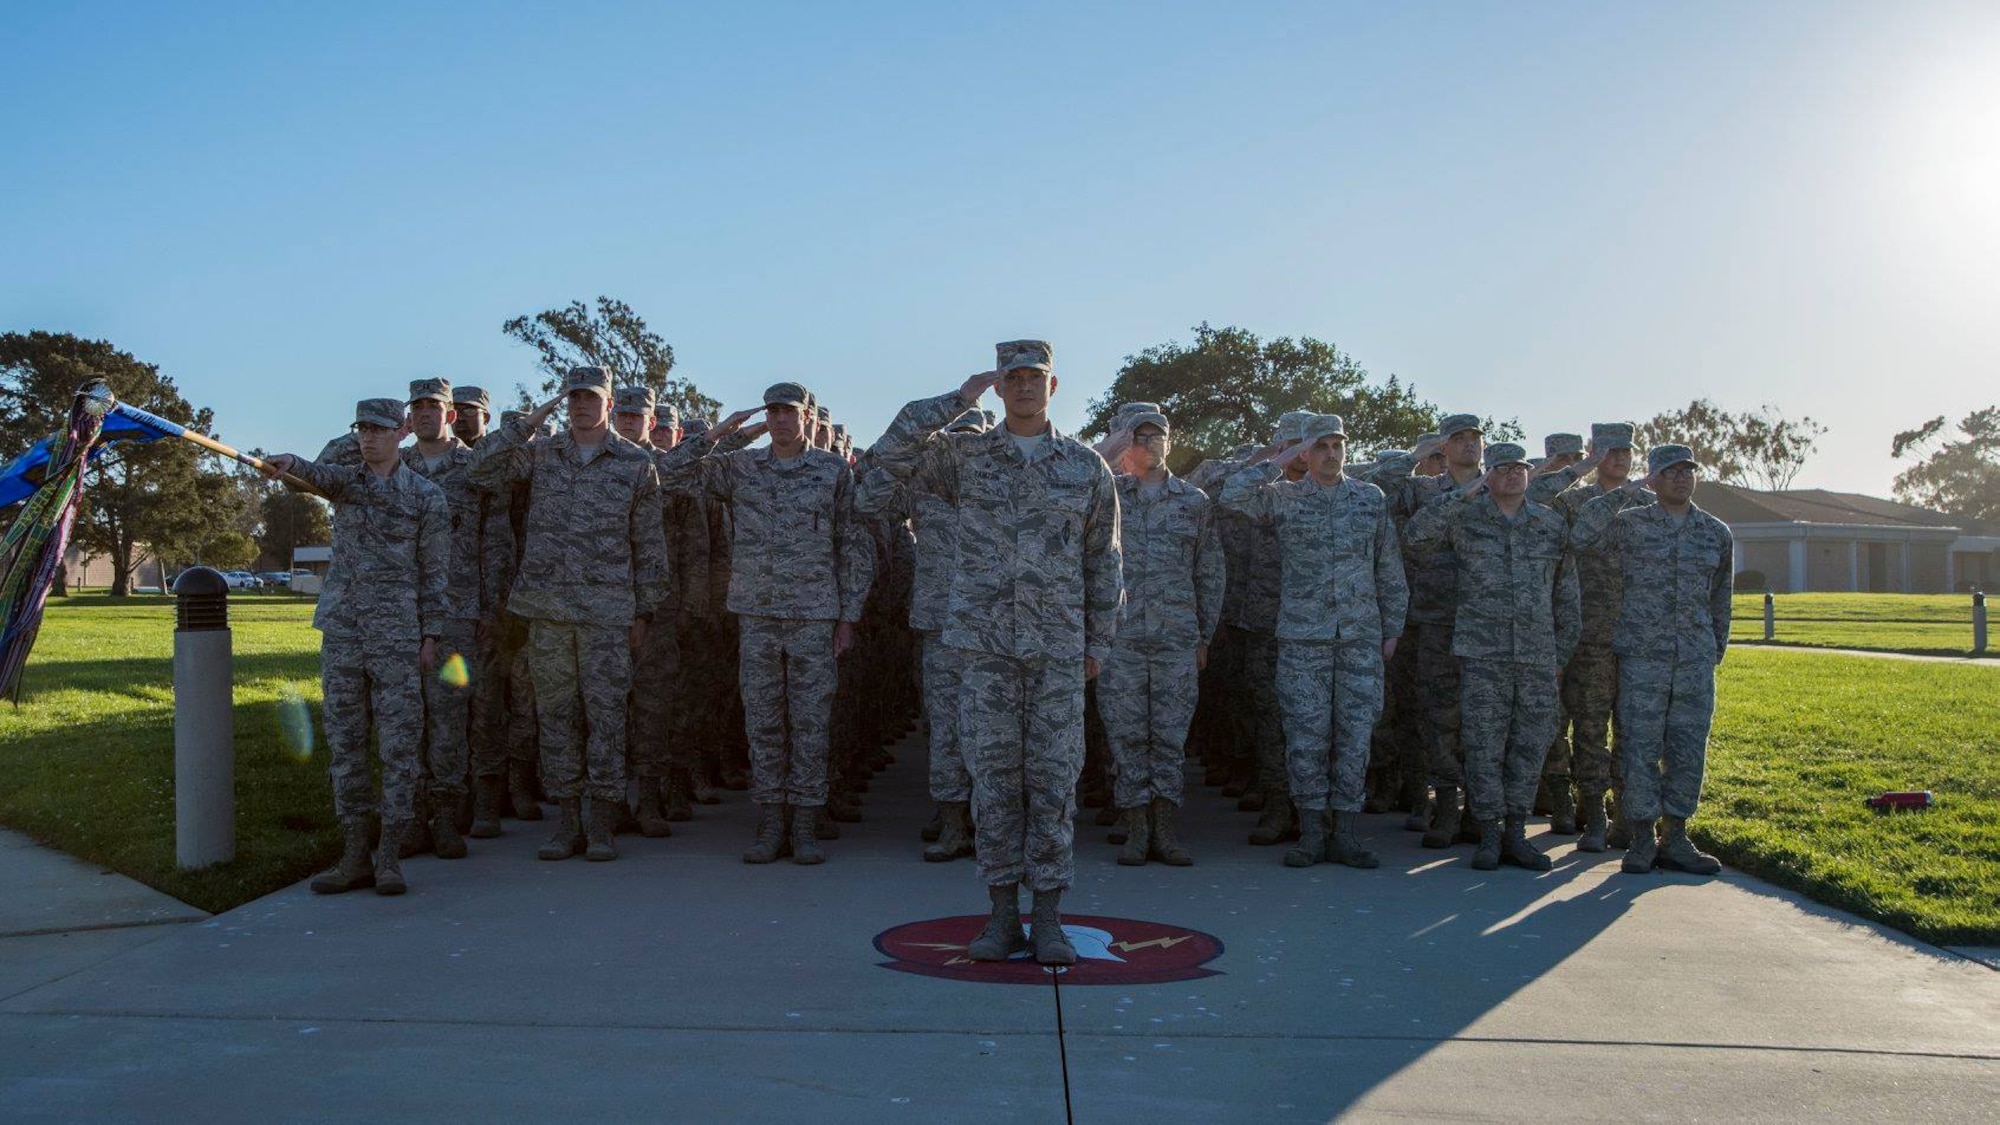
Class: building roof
1699,482,2000,534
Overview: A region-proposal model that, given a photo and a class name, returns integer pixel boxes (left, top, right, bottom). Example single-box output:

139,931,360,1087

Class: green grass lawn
0,594,335,914
1729,592,1991,656
0,596,1996,945
1704,648,2000,945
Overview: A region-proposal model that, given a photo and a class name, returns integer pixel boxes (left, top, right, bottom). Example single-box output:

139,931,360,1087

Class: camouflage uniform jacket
1552,480,1655,646
852,460,960,633
464,418,669,625
1185,453,1278,632
1114,472,1227,650
1569,496,1733,665
1376,462,1583,626
655,437,873,622
317,434,513,622
1218,465,1408,645
285,457,449,644
862,390,1122,664
1405,492,1581,665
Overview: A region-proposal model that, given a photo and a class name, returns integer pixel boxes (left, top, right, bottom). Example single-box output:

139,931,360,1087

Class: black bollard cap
173,566,229,631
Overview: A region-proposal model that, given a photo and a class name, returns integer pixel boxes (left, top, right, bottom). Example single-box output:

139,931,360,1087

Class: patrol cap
499,409,524,429
1116,402,1161,417
1127,411,1171,437
1544,432,1584,457
1591,421,1635,451
562,366,613,397
407,378,452,406
453,385,491,415
831,423,848,442
1482,442,1531,470
1415,432,1441,448
815,404,832,423
681,416,712,436
613,386,655,416
1231,442,1261,459
996,339,1053,372
1439,413,1483,439
763,382,811,408
1274,410,1314,445
1301,414,1346,445
655,402,681,429
1648,444,1700,476
354,398,405,430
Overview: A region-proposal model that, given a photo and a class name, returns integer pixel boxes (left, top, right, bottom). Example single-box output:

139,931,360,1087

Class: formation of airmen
264,339,1735,967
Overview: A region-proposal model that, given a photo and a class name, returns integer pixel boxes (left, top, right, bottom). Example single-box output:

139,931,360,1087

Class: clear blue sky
4,1,1995,495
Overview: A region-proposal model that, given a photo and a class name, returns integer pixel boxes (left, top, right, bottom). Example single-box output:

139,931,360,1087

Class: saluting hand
715,408,761,438
527,395,563,429
959,370,1003,402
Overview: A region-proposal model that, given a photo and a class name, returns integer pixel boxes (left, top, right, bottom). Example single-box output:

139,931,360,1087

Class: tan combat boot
1327,810,1380,869
1115,806,1152,866
469,775,504,839
968,883,1028,961
374,822,410,896
508,760,543,822
310,819,376,894
1470,818,1503,871
1030,890,1077,966
537,798,584,861
585,799,620,862
923,801,973,863
742,804,788,864
791,806,825,865
1150,799,1193,866
1621,817,1659,874
1576,787,1609,853
1656,817,1722,875
1284,804,1326,868
1499,814,1552,871
1248,798,1296,846
1422,786,1464,850
634,786,672,839
432,794,467,859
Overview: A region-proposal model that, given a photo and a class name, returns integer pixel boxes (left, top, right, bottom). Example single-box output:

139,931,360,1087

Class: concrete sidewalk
0,741,1993,1122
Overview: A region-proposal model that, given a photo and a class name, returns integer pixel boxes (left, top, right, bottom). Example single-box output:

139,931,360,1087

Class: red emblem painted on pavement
874,914,1224,985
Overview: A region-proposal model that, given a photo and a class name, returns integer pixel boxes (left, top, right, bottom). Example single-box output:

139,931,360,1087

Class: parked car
257,571,292,587
220,571,263,589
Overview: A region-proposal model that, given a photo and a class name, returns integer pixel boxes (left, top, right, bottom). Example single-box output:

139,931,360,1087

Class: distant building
62,545,164,592
291,545,332,577
1700,483,1998,593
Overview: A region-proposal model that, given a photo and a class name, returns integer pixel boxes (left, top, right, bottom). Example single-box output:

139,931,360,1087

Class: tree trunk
109,536,133,597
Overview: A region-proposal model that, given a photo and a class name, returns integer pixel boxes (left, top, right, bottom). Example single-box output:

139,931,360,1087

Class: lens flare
277,684,314,761
438,653,470,689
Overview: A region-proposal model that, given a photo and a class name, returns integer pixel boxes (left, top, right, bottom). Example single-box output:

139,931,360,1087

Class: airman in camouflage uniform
1569,443,1732,877
655,382,875,866
1092,409,1225,866
862,341,1122,967
607,385,682,838
1533,431,1586,828
466,366,669,864
1376,415,1592,848
1404,442,1581,872
1221,414,1408,868
855,407,990,861
270,399,449,897
315,378,488,860
447,385,522,839
1547,422,1651,850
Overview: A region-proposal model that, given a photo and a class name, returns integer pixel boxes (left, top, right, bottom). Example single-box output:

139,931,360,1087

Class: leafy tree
502,296,721,420
256,488,332,571
1633,399,1824,490
1892,407,2000,522
0,331,244,595
1081,323,1450,475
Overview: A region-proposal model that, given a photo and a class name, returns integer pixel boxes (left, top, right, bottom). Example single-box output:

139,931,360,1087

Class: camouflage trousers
1100,641,1198,810
466,615,514,778
1277,639,1386,813
526,619,631,802
738,615,836,808
625,614,682,781
321,634,421,826
1229,626,1287,794
1561,643,1621,792
920,631,970,803
1616,656,1716,820
1416,620,1466,788
674,611,732,769
1376,626,1423,788
1541,696,1571,781
418,619,475,802
1460,658,1561,821
505,634,538,767
956,648,1086,893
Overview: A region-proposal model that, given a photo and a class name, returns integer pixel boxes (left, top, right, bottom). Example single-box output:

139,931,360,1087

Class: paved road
0,742,1994,1122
